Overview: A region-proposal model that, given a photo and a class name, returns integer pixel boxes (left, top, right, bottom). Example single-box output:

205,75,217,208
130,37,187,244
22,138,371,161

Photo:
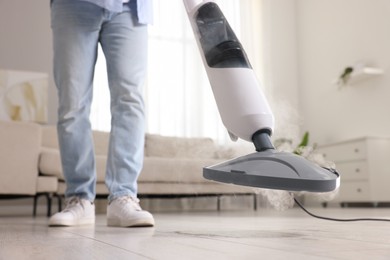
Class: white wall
296,0,390,145
259,0,301,142
0,0,302,140
0,0,57,123
5,0,388,147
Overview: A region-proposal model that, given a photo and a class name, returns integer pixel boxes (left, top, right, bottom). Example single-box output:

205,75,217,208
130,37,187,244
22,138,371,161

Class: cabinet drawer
336,161,369,181
338,181,370,201
318,140,366,162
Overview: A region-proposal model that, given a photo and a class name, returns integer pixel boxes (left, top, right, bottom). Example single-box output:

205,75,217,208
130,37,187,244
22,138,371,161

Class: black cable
294,198,390,222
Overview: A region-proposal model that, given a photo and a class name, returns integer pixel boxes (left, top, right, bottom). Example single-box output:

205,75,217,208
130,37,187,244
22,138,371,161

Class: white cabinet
317,137,390,204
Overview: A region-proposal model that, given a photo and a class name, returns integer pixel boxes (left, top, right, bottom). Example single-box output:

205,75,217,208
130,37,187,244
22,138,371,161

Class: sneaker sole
107,217,155,227
49,218,95,227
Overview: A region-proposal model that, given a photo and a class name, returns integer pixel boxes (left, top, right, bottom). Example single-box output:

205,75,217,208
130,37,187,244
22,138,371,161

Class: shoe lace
66,196,81,206
63,197,84,214
116,196,142,211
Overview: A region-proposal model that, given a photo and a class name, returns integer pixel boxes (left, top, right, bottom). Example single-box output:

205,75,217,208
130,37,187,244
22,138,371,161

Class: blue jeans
51,0,148,202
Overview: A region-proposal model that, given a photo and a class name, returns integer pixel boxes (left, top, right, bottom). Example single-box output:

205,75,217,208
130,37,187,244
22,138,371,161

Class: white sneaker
107,196,155,227
49,197,95,226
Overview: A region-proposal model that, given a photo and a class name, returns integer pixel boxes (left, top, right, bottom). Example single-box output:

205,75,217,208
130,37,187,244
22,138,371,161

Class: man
49,0,154,227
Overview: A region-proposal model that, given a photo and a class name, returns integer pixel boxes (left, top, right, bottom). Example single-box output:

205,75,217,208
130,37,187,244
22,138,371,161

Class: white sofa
38,126,256,211
0,121,58,216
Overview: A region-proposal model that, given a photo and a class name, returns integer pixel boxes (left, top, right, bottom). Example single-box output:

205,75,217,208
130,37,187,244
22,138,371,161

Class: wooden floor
1,207,390,259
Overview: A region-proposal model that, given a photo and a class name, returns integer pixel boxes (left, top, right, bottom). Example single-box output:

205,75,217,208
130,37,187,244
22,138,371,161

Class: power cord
294,197,390,222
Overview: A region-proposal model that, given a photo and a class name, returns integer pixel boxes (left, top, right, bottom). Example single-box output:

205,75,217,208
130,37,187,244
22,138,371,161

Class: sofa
0,121,58,216
4,123,254,213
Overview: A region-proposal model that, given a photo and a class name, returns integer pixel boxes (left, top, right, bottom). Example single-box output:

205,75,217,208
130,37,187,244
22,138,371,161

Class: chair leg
46,193,53,217
217,195,221,211
33,195,38,217
33,193,53,217
57,195,63,212
253,194,257,211
51,194,63,213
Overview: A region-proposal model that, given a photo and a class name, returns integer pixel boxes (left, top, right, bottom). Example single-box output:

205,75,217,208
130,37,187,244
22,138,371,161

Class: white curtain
91,0,262,145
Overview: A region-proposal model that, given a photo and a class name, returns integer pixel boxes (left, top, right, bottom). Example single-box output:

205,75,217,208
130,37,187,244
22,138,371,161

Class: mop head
254,145,340,211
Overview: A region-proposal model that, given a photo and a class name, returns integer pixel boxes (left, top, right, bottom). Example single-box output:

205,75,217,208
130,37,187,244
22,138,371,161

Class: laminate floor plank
1,208,389,259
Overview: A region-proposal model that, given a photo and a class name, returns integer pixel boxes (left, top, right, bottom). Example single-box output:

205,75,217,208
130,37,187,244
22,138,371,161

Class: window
91,0,246,144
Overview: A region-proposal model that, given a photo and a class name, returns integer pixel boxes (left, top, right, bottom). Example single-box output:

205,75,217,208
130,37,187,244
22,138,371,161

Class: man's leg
51,0,102,201
100,9,154,227
100,11,148,201
49,0,103,226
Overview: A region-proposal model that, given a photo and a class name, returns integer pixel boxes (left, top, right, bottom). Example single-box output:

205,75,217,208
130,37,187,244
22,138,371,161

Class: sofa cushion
39,148,107,182
41,125,58,149
138,182,254,194
139,157,221,183
93,131,110,156
39,148,63,179
145,134,216,159
36,176,58,193
42,125,109,156
0,121,41,195
95,154,107,182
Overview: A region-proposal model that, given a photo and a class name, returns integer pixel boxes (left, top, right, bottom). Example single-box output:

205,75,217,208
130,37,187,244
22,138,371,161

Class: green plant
338,66,354,86
274,131,313,155
293,131,309,155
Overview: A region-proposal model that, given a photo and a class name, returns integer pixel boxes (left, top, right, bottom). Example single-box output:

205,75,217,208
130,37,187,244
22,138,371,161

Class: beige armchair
0,120,57,216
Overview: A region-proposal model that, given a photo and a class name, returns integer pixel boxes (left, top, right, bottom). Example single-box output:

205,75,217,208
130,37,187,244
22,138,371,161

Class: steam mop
183,0,340,192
